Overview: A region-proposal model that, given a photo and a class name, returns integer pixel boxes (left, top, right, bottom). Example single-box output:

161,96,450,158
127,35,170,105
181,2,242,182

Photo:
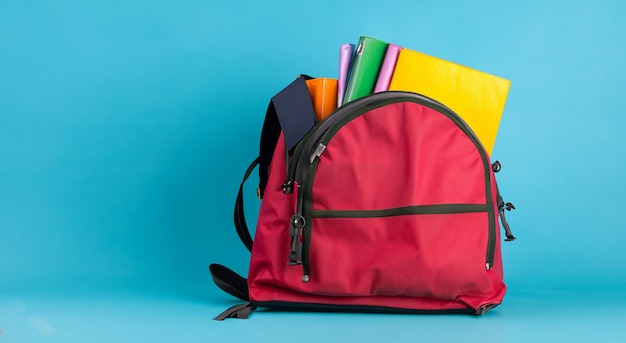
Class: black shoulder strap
209,264,255,320
209,264,249,301
258,75,316,198
234,157,260,252
212,164,256,316
211,76,317,320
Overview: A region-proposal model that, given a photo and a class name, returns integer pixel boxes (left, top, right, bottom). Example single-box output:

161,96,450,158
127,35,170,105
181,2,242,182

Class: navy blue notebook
271,76,317,151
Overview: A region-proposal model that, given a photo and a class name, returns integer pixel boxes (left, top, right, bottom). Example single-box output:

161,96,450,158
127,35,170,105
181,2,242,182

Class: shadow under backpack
210,75,517,320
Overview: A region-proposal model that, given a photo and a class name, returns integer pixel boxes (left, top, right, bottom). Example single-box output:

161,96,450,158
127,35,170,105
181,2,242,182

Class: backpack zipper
285,93,410,264
285,92,411,267
285,92,406,190
286,91,497,281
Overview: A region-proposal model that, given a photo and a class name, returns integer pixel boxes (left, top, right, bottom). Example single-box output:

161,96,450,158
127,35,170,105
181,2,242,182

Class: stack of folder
336,36,511,155
294,36,511,156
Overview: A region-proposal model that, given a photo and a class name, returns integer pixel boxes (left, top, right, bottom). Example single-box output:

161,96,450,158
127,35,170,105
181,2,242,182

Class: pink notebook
337,43,355,107
373,44,403,93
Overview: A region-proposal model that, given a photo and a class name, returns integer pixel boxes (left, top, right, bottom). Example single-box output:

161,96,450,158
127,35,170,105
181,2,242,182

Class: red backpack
210,76,516,319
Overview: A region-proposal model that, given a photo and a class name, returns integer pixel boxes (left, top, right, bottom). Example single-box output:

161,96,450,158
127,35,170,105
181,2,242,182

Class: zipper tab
288,214,305,265
281,179,294,194
309,143,327,163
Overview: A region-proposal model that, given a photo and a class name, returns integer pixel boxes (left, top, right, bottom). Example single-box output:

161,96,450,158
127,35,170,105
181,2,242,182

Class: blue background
1,0,625,341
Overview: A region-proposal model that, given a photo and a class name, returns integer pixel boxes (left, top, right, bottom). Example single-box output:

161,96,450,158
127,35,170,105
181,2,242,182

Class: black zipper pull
282,179,294,194
288,214,305,265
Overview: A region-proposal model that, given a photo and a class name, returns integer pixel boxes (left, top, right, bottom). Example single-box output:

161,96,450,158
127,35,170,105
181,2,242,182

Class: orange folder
306,78,338,122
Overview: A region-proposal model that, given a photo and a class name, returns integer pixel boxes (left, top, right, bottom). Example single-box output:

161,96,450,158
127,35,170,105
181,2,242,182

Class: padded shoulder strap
210,76,317,317
209,264,249,301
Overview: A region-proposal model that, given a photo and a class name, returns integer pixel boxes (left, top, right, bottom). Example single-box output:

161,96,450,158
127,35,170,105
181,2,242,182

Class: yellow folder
389,49,510,155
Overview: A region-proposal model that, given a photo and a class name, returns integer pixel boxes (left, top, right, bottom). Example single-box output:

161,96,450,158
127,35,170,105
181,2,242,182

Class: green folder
342,36,388,104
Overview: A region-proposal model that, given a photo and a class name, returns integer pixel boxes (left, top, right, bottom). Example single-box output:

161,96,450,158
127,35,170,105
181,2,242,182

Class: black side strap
258,75,316,198
498,206,516,242
209,264,249,301
234,157,260,252
214,302,257,320
496,193,516,241
492,161,516,241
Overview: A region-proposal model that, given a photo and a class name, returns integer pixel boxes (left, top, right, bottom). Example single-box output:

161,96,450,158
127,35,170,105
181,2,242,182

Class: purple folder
338,43,355,107
373,44,403,93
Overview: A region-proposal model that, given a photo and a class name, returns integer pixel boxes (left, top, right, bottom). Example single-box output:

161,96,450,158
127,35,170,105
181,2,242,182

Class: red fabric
248,101,505,312
313,102,486,210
